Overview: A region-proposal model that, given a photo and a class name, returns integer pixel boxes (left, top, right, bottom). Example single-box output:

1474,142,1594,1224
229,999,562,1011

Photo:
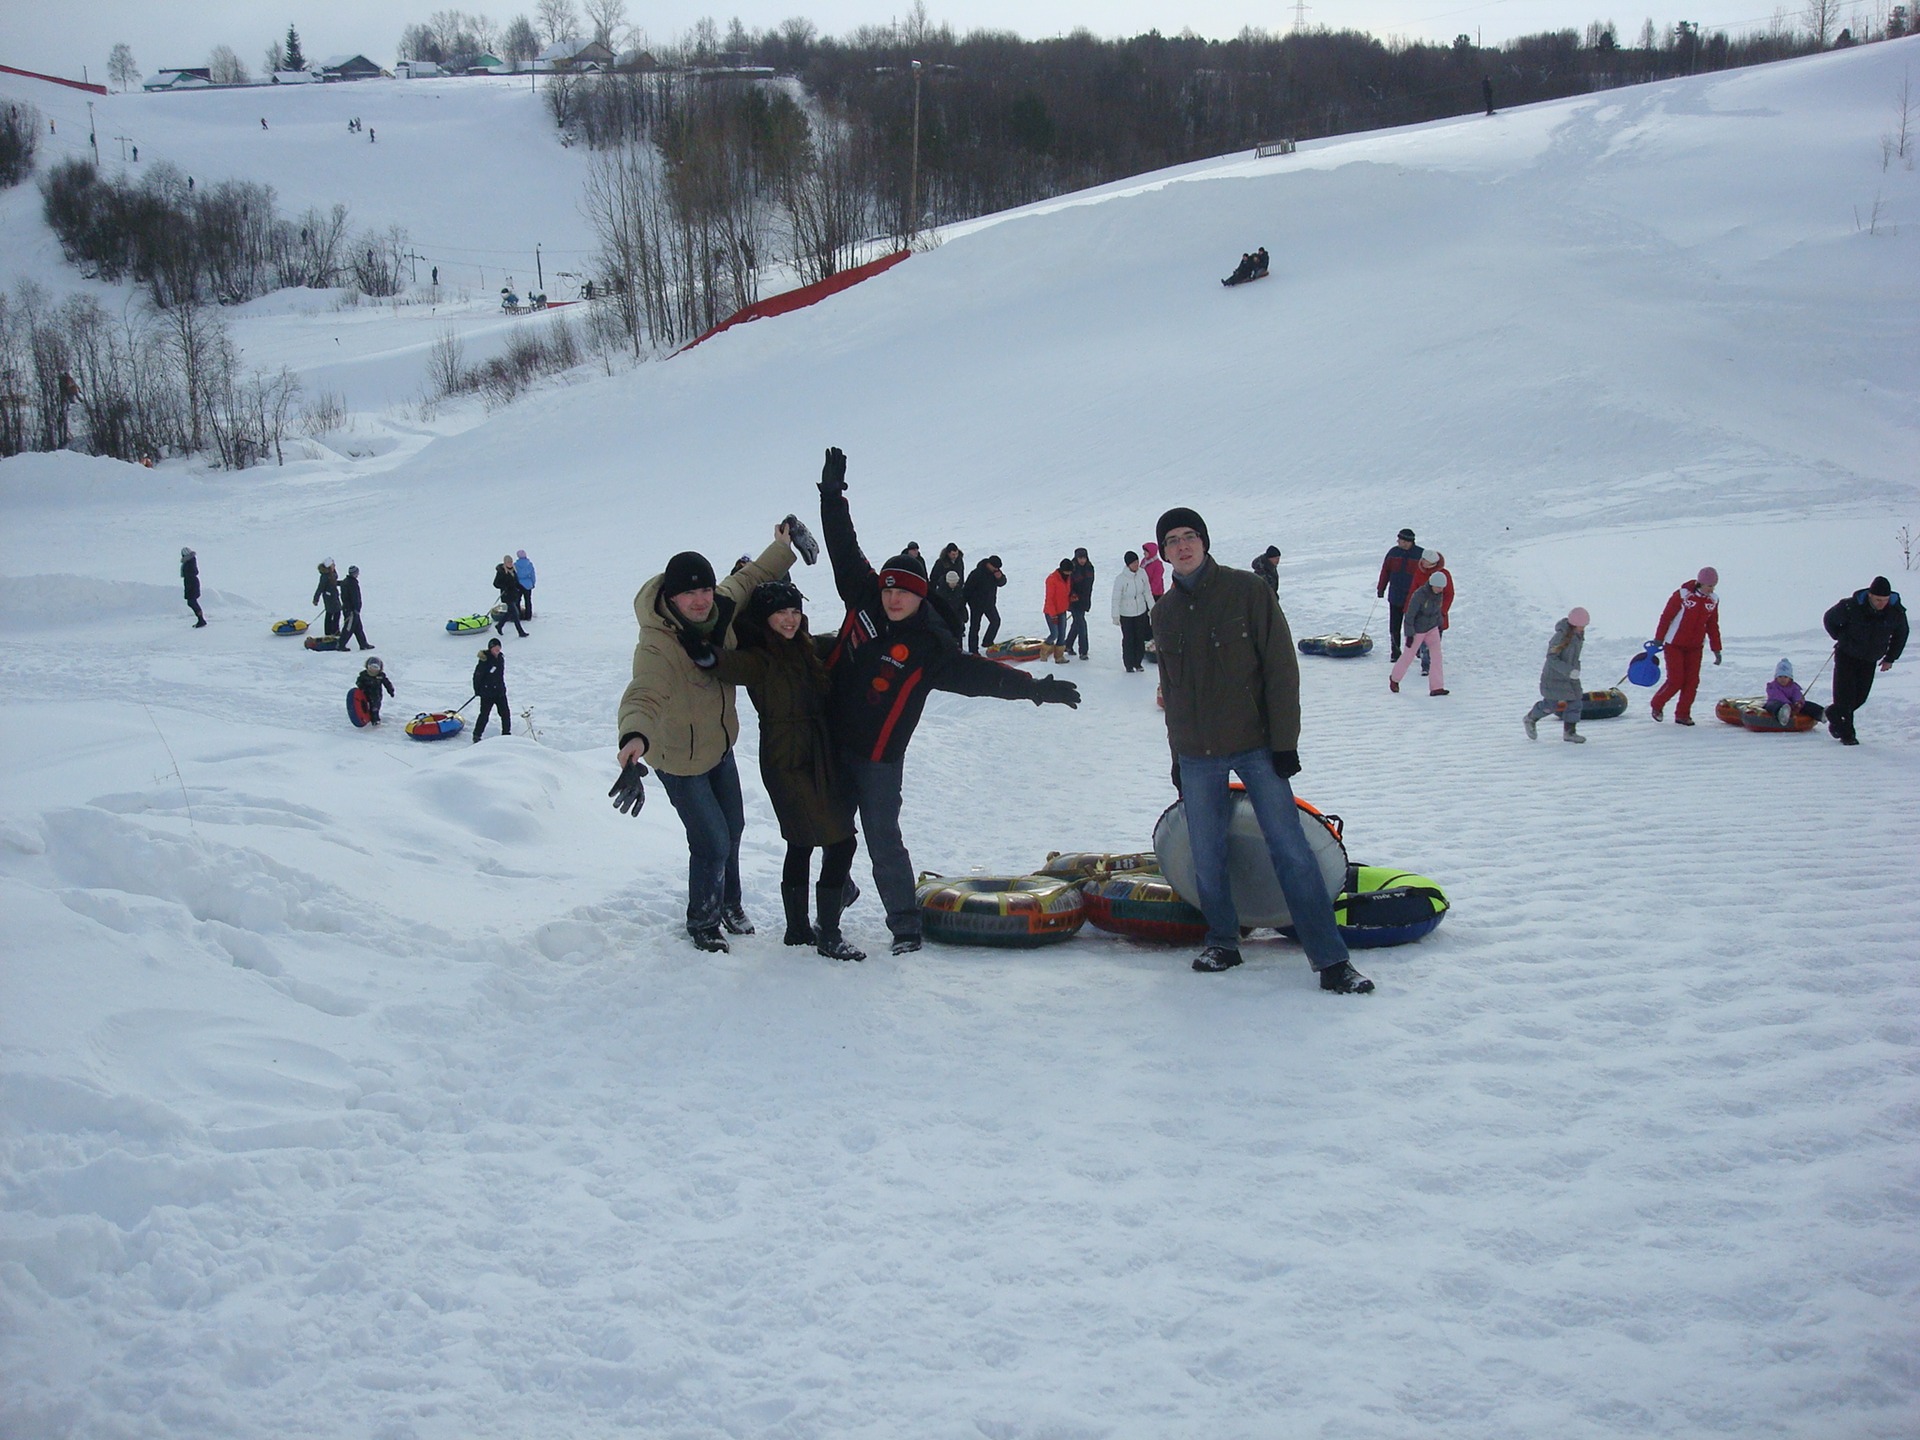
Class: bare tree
208,45,250,85
584,0,628,47
1803,0,1839,44
537,0,579,45
107,43,140,91
264,38,285,76
502,15,541,63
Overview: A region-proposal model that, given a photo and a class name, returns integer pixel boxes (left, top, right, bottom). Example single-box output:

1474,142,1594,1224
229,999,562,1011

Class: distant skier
963,554,1005,653
492,557,528,637
1523,608,1590,742
1251,545,1282,594
260,118,268,130
1111,550,1153,673
1822,575,1907,746
1390,572,1450,696
181,547,206,627
1763,658,1825,729
312,558,342,636
513,549,536,620
354,657,393,725
1376,528,1422,662
338,564,372,649
472,639,510,741
1649,567,1721,725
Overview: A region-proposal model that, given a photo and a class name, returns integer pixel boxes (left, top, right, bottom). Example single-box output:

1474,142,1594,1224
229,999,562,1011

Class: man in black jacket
1153,506,1372,993
339,564,372,650
181,547,206,627
963,555,1006,652
1067,548,1096,659
472,638,510,742
1823,576,1907,746
313,560,341,637
819,448,1079,953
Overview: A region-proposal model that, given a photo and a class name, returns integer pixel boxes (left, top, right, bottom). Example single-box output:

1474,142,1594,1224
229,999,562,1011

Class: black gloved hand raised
675,626,715,667
1273,749,1301,779
820,446,847,494
1031,676,1080,708
608,759,649,816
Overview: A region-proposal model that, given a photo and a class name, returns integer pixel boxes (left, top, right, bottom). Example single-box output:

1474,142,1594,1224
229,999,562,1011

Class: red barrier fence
0,64,108,95
677,249,911,355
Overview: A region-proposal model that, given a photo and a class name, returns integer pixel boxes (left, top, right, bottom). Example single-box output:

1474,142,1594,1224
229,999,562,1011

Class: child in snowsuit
1389,573,1450,695
313,559,342,636
1524,608,1589,742
181,547,206,626
707,580,864,961
1764,658,1825,729
355,658,394,724
472,639,509,741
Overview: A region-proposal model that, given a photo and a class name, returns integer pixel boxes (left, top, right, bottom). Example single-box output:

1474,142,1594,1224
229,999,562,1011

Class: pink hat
1697,566,1718,586
1567,607,1590,627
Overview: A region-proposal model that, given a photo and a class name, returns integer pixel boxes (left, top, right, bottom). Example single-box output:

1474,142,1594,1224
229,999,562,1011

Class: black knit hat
746,579,806,620
1156,507,1209,553
1263,545,1281,559
1124,550,1139,565
1869,575,1893,596
879,558,929,597
1398,527,1416,542
662,551,716,595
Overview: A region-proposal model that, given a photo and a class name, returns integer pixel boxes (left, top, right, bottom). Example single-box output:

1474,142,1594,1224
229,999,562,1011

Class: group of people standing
493,551,536,637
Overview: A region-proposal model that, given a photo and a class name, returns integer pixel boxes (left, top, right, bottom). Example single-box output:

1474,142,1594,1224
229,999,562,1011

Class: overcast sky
17,0,1844,84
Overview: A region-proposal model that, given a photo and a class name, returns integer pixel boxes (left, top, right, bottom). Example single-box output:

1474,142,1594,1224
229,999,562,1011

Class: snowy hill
3,39,1919,1439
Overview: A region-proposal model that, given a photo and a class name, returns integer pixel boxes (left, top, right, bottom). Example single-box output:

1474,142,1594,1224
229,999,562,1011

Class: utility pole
86,101,100,164
535,243,544,291
907,60,923,245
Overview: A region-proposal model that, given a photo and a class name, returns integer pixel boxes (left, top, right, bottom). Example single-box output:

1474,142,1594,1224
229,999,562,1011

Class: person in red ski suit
1649,567,1722,724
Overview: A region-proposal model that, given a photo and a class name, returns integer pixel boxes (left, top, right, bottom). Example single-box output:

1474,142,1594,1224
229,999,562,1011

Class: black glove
1031,676,1080,708
820,446,847,494
1170,759,1182,793
1273,749,1301,779
608,759,649,816
675,626,715,667
783,513,819,566
1712,650,1722,666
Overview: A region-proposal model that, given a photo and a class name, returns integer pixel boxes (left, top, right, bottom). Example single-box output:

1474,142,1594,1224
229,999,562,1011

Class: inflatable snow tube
447,614,492,635
1038,850,1158,882
1153,793,1348,929
347,689,372,727
1297,633,1374,658
1080,869,1209,944
914,873,1086,948
1578,687,1628,720
271,618,309,636
1739,706,1817,733
1282,864,1450,948
304,634,347,652
404,711,466,741
980,637,1047,662
1714,696,1754,726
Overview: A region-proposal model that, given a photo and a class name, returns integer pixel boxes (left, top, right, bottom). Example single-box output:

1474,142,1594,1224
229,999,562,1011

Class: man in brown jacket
616,524,796,952
1152,506,1372,992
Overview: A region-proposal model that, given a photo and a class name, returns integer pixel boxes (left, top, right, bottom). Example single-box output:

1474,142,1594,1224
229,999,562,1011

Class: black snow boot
720,903,755,935
814,882,865,962
1192,946,1243,973
689,925,729,954
781,884,815,946
1317,960,1375,994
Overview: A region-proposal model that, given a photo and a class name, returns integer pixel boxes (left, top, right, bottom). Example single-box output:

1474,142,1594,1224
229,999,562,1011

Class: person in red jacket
1649,567,1722,725
1043,559,1074,664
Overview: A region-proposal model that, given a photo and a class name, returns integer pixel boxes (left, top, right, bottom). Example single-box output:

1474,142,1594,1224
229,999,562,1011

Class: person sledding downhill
1649,567,1722,725
817,447,1081,955
1222,247,1270,286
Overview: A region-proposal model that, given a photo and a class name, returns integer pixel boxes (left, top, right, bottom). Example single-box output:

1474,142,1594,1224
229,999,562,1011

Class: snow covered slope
3,39,1918,1440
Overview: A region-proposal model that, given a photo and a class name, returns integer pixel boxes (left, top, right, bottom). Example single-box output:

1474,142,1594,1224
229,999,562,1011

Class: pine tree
284,25,307,72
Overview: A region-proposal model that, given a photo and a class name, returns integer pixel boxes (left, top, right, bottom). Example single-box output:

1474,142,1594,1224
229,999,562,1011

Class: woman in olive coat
710,580,864,961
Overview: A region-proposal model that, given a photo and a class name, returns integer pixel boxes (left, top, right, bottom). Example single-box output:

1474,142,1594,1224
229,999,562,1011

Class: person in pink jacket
1141,541,1166,601
1649,567,1722,725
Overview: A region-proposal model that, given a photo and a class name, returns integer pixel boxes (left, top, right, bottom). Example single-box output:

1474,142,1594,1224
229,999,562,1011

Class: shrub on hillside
0,102,42,188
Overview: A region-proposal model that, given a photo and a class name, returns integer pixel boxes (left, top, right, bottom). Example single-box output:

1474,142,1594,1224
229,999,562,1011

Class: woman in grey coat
1524,608,1589,742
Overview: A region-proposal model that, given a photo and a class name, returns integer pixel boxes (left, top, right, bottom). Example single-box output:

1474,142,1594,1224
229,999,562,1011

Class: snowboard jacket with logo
616,539,793,776
1043,569,1072,619
1111,565,1152,620
1376,545,1422,602
472,649,507,700
1151,556,1302,761
963,561,1004,609
1538,619,1584,704
820,483,1043,765
1824,588,1907,664
1655,579,1721,651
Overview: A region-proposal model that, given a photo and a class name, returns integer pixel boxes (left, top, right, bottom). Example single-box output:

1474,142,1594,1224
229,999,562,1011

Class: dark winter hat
1397,528,1416,542
746,579,806,620
1263,545,1281,559
1125,550,1140,565
1074,547,1089,559
1057,558,1073,574
365,657,383,672
1869,575,1893,596
1156,507,1209,553
348,565,359,576
879,557,929,597
662,550,717,596
487,638,503,652
987,555,1002,568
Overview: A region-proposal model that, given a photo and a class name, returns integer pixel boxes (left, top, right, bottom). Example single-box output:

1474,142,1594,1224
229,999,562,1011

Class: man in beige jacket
616,524,796,952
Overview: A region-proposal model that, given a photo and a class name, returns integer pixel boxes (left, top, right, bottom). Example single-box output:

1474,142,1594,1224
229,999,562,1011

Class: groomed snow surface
4,41,1919,1439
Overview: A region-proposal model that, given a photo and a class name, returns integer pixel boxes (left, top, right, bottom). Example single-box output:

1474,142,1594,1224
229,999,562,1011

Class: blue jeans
656,749,745,932
840,753,917,941
1177,748,1349,968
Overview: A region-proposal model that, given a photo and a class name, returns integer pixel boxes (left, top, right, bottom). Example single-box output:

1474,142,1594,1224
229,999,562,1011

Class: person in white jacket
1112,550,1155,672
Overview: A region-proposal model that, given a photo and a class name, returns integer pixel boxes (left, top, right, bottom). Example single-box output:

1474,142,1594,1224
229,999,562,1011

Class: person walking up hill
1823,576,1906,745
1650,567,1721,725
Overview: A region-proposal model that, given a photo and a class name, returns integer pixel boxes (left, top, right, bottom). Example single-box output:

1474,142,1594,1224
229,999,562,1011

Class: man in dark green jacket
1151,506,1372,992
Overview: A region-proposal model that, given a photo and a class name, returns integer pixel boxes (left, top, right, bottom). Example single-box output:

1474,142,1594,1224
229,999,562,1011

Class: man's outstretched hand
609,759,649,816
820,446,847,494
1032,676,1080,708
